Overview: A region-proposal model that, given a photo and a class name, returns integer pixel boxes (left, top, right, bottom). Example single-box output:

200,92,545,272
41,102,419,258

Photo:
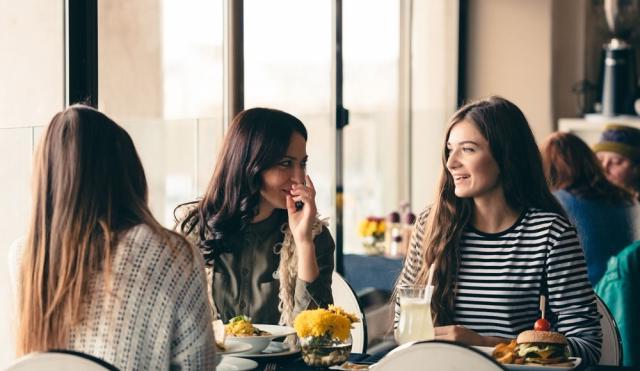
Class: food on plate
491,340,523,365
213,319,226,351
339,361,370,369
491,329,574,367
225,315,272,337
533,318,551,332
516,330,571,366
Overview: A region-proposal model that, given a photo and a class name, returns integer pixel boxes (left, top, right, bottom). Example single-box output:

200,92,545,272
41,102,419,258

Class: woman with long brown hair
12,105,215,369
541,131,640,285
395,97,601,365
176,107,335,326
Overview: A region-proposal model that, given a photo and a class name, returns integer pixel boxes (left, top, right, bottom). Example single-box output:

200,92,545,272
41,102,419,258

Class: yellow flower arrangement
358,217,386,238
293,305,360,342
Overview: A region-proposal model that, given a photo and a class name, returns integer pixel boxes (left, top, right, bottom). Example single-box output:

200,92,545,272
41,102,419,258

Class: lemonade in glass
395,285,435,344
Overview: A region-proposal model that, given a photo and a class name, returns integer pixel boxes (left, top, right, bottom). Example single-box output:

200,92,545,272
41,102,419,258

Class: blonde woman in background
11,105,215,370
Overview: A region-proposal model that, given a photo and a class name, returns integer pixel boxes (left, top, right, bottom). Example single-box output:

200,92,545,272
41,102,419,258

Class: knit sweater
10,224,216,370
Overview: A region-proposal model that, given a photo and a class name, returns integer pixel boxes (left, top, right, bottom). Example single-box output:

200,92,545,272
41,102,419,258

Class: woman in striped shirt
395,96,602,365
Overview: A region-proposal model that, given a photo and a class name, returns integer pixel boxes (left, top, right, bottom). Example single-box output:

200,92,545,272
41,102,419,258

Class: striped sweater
395,208,602,365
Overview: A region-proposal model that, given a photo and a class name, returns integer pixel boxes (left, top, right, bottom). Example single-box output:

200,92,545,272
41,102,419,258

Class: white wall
0,0,65,366
465,0,554,141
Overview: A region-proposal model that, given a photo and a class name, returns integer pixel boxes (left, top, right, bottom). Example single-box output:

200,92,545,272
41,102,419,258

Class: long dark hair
414,96,565,325
18,104,176,354
177,107,307,263
541,131,633,203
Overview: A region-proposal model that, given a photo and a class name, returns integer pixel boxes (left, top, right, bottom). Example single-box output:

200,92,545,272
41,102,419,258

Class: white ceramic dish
220,340,253,355
234,341,300,359
226,324,296,354
217,356,258,371
472,346,581,370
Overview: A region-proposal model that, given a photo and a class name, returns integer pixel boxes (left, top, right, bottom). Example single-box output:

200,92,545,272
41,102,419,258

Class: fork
264,362,277,371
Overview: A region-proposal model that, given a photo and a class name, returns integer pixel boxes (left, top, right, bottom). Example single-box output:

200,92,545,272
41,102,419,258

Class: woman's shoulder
522,208,573,230
312,218,336,252
121,224,199,268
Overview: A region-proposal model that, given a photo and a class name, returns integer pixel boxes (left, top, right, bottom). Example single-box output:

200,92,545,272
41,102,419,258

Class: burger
516,330,571,365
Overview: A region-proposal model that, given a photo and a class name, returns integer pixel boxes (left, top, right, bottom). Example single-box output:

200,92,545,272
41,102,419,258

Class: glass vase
300,334,352,368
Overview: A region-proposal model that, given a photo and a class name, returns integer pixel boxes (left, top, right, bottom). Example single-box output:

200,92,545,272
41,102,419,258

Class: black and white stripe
396,208,602,365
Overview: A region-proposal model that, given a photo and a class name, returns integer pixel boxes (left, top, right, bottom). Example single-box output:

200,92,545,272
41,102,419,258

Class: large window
98,0,225,225
244,0,335,223
0,1,459,366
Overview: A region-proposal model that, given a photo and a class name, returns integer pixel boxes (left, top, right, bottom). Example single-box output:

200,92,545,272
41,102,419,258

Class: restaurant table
249,352,638,370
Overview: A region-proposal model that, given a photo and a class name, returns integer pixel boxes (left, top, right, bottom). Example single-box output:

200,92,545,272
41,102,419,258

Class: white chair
6,350,118,371
595,294,623,366
331,271,367,353
374,340,504,371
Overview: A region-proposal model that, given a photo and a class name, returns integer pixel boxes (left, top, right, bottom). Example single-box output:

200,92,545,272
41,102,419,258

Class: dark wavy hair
176,107,307,263
541,131,633,203
413,96,565,325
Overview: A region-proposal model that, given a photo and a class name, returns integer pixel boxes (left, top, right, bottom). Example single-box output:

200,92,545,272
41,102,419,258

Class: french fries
491,340,524,364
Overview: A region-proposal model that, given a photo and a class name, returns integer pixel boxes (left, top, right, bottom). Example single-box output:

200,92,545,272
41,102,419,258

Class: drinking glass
395,285,435,345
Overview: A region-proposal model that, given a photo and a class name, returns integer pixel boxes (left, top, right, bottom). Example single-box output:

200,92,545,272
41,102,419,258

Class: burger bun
516,330,567,345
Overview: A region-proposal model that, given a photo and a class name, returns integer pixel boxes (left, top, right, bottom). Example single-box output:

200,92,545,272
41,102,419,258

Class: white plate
234,341,301,359
217,356,258,371
220,340,253,355
226,324,297,353
472,346,581,370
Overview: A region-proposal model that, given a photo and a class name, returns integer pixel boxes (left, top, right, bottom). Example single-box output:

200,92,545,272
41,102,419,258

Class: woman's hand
286,175,318,245
287,175,320,283
434,325,505,347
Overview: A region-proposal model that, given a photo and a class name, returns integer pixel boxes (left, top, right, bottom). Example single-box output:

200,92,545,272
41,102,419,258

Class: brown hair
541,131,633,203
414,96,565,325
17,105,180,354
176,107,307,263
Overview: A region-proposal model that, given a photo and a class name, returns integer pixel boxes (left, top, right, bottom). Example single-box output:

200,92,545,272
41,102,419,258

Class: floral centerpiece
294,305,360,367
358,216,386,255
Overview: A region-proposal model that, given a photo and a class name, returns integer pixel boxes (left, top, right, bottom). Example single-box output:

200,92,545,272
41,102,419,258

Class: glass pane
343,0,401,254
244,0,335,225
98,0,224,226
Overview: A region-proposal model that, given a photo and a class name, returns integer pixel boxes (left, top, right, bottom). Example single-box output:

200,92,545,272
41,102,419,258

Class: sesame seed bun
516,330,568,345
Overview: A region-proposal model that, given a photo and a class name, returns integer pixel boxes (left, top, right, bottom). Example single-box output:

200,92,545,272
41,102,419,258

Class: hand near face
286,175,318,244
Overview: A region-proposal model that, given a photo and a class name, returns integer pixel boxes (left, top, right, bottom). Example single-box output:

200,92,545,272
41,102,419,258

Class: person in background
175,107,335,326
10,105,215,370
593,124,640,199
595,241,640,367
395,96,602,365
541,131,640,286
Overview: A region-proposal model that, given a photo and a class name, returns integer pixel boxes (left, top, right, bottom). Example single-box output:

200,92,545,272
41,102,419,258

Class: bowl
226,324,296,354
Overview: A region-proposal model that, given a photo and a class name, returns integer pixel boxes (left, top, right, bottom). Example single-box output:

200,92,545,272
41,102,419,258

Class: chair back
331,271,367,353
374,340,504,371
6,350,118,371
595,294,623,365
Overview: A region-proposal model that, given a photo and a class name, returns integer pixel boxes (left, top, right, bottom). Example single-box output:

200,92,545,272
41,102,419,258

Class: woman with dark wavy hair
394,97,602,365
541,131,640,285
12,105,215,369
176,107,335,326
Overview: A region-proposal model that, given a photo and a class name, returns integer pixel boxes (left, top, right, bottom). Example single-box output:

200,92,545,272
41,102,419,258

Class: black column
67,0,98,107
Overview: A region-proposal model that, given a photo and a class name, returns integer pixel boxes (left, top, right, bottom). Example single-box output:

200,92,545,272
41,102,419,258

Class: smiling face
446,120,502,200
259,132,308,214
596,151,636,190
